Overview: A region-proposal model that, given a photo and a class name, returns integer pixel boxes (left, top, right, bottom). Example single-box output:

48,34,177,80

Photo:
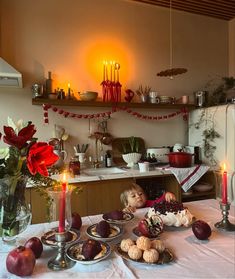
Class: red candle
222,163,227,204
59,173,67,233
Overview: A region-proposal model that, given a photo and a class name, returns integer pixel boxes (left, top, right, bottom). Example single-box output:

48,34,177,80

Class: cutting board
111,137,145,165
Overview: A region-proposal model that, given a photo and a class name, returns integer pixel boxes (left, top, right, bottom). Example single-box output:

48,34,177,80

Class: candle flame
223,163,226,172
68,83,70,88
62,172,67,182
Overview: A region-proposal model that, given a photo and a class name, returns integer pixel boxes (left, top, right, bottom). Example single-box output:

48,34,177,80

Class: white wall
229,18,235,76
0,0,229,161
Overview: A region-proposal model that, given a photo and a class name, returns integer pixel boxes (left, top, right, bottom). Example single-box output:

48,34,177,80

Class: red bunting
42,104,188,124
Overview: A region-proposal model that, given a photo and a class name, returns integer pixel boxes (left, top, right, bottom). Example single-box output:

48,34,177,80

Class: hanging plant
189,107,220,166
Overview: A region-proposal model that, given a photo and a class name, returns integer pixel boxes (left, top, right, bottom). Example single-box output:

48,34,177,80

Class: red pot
168,152,194,168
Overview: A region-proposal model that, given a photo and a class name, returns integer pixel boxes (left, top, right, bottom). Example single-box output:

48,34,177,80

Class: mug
75,153,86,163
138,162,150,172
53,149,67,168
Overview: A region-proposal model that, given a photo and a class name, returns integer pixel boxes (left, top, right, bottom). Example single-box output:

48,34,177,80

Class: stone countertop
51,165,172,184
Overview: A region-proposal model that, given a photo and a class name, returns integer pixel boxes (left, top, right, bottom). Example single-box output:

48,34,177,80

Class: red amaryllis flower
3,124,36,149
27,142,59,176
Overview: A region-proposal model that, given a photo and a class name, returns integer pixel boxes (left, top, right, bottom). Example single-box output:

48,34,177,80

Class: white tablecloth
0,199,234,279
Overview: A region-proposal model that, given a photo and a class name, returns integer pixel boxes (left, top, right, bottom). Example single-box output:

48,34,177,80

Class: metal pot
168,152,194,168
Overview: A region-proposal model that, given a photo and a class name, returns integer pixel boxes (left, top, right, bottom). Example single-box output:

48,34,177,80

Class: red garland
42,104,188,123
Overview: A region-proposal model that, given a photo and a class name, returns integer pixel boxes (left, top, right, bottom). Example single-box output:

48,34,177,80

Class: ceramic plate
66,240,111,265
132,227,160,240
41,228,80,247
114,243,174,265
86,223,123,241
102,212,134,225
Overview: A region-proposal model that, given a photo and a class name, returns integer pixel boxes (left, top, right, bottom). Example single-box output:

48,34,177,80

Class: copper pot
168,152,194,168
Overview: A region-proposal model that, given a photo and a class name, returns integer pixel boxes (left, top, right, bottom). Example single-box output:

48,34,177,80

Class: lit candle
59,172,67,233
113,61,116,82
103,61,106,81
105,61,108,80
222,163,228,204
110,61,113,82
68,83,71,98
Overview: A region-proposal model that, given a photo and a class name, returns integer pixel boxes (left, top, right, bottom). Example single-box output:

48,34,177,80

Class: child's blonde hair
120,183,144,207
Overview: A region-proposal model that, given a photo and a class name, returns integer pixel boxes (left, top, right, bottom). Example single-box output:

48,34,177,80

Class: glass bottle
105,151,112,168
69,157,80,176
45,71,53,97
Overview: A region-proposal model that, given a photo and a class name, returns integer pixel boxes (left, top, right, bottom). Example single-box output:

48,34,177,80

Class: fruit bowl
122,153,142,167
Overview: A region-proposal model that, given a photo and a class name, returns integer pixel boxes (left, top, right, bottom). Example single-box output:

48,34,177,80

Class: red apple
192,220,212,240
6,246,36,276
71,212,82,230
25,237,43,259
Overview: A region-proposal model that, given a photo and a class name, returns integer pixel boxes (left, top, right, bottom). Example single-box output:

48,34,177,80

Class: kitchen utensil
168,152,194,168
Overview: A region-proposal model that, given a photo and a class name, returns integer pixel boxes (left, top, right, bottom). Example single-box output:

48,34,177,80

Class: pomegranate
138,219,150,237
71,212,82,230
25,237,43,259
192,220,212,240
138,215,163,238
6,246,36,276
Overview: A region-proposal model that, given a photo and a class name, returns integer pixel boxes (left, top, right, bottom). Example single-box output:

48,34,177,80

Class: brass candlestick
214,202,235,231
48,231,75,271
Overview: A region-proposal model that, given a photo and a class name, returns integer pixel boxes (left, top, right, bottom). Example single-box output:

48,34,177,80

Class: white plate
86,223,123,241
66,240,111,265
114,243,174,265
193,183,213,192
102,212,134,225
41,228,80,247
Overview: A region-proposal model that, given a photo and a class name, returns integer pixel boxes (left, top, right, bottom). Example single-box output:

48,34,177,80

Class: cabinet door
29,188,49,224
29,185,87,224
136,175,181,202
87,178,135,215
70,183,87,217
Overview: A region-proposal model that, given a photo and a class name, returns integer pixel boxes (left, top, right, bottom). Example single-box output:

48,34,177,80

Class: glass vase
0,175,32,243
46,184,75,270
47,185,74,232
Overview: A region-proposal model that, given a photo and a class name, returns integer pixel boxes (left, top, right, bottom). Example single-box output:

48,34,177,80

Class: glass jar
69,157,80,176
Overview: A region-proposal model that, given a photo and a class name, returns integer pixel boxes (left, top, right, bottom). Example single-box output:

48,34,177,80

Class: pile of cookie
120,236,165,263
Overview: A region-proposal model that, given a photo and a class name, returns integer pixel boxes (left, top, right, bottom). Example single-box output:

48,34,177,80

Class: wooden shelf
32,98,196,110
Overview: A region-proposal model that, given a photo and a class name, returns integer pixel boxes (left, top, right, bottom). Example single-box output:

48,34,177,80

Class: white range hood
0,57,23,88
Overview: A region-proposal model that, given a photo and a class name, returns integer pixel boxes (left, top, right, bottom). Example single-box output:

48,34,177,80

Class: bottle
69,157,80,176
105,151,112,168
147,153,152,163
45,71,53,97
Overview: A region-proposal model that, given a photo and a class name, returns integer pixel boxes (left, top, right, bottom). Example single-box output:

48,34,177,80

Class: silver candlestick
214,202,235,231
48,231,75,271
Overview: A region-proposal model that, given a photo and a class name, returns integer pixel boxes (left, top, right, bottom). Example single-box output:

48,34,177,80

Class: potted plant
122,137,142,167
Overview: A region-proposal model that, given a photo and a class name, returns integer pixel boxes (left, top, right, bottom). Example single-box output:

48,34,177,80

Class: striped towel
169,165,210,192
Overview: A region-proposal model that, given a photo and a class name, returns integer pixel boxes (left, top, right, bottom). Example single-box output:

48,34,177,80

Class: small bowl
79,91,98,101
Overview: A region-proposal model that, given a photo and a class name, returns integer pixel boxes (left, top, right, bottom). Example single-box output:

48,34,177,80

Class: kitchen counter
51,166,173,183
27,165,217,223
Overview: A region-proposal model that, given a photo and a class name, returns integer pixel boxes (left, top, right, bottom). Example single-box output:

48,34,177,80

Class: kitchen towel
169,165,210,192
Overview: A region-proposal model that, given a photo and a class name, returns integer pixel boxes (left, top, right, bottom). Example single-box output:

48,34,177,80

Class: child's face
126,189,147,208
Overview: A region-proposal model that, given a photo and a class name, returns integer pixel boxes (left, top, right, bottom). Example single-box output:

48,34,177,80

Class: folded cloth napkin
169,165,210,192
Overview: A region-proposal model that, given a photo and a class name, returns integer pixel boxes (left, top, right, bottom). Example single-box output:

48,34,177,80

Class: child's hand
123,206,136,213
165,192,176,202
